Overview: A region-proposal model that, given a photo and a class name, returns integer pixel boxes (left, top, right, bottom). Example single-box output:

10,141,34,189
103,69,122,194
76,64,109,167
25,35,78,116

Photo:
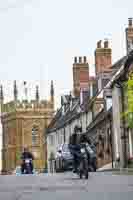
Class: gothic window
32,126,39,146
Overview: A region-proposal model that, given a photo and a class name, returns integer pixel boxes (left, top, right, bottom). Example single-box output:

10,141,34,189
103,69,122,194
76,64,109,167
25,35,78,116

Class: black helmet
69,133,78,145
80,134,87,143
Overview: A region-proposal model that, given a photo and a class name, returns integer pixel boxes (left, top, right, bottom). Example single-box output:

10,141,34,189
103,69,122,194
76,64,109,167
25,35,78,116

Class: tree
16,150,20,162
123,72,133,128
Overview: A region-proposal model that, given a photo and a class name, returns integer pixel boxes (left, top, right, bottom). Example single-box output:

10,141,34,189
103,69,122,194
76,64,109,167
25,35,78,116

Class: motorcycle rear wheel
83,158,89,179
85,171,88,179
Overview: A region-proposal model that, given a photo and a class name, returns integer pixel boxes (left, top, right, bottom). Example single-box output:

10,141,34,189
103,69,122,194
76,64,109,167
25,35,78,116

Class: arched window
32,126,39,145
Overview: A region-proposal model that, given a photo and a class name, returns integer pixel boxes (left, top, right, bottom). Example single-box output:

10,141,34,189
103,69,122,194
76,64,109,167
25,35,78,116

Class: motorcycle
78,144,89,179
23,158,33,174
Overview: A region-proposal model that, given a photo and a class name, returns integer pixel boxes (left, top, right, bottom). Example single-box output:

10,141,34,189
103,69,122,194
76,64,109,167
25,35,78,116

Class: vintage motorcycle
23,158,33,174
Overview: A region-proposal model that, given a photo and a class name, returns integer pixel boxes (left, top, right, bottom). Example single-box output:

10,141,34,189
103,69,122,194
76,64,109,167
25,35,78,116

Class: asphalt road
0,172,133,200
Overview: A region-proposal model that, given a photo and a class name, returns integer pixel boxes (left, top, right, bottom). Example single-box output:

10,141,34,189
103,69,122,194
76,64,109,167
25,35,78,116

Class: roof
47,90,92,134
87,107,112,132
105,65,125,88
47,108,62,131
110,56,127,70
93,56,127,90
46,55,128,135
61,95,71,105
104,52,133,88
47,97,80,134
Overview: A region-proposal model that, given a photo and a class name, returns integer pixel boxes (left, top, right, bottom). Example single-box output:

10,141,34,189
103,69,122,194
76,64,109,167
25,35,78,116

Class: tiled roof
47,56,126,135
47,98,80,134
87,107,112,132
110,56,127,70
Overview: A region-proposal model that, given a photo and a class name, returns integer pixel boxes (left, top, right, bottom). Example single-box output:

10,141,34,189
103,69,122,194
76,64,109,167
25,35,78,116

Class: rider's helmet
80,134,88,143
23,145,29,152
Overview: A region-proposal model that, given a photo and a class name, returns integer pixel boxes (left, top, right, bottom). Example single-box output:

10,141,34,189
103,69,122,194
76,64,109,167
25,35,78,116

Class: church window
32,126,39,145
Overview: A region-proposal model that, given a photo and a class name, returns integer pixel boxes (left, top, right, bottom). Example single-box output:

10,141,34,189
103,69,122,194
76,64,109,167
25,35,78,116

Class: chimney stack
126,18,133,54
73,55,89,98
95,39,112,75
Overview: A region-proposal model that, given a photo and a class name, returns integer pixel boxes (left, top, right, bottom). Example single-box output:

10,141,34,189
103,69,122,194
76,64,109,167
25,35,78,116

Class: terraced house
47,19,133,172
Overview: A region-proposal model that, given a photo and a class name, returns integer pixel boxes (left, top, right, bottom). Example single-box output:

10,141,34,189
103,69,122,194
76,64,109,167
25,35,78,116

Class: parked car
55,144,73,172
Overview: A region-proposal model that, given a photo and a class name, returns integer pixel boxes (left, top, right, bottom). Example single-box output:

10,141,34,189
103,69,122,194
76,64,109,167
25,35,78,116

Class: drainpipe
121,83,128,168
64,127,66,143
110,119,114,169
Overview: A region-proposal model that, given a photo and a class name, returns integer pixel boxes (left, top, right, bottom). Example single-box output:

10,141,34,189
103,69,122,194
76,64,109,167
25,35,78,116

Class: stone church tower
0,81,54,173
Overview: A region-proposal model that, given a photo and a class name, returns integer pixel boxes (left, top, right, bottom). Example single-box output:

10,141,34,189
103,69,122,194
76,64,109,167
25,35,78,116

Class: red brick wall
95,42,112,75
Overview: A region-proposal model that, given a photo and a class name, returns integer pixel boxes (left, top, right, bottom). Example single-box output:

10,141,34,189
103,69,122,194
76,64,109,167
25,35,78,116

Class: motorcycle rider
80,134,97,172
21,146,34,174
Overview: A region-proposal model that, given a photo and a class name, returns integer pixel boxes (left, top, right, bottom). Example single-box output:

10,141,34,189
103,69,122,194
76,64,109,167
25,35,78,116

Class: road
0,172,133,200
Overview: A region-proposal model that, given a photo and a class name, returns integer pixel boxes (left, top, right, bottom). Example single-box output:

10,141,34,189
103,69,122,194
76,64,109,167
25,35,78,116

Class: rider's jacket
69,144,81,157
21,152,34,160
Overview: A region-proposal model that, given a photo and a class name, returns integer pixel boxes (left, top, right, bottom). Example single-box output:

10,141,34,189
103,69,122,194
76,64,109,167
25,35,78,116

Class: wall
86,111,92,127
0,120,2,171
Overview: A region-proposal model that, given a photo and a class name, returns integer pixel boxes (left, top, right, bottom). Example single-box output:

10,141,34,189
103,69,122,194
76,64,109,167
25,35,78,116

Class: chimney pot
129,18,132,27
83,56,87,63
74,57,77,63
97,40,102,48
79,57,82,63
104,40,109,48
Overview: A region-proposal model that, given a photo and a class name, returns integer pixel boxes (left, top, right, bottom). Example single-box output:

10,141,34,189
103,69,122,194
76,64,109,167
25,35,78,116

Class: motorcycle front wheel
79,172,83,179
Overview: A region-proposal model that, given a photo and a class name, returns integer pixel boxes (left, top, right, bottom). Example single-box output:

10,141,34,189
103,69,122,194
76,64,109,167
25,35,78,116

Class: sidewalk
97,163,133,174
97,163,114,172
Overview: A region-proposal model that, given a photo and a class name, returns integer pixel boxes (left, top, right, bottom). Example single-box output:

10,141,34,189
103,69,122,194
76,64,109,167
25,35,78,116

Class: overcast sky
0,0,132,108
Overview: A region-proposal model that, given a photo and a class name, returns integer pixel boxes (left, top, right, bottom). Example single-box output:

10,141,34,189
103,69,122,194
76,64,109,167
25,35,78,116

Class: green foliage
16,151,20,161
127,73,133,128
121,72,133,128
44,160,48,169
